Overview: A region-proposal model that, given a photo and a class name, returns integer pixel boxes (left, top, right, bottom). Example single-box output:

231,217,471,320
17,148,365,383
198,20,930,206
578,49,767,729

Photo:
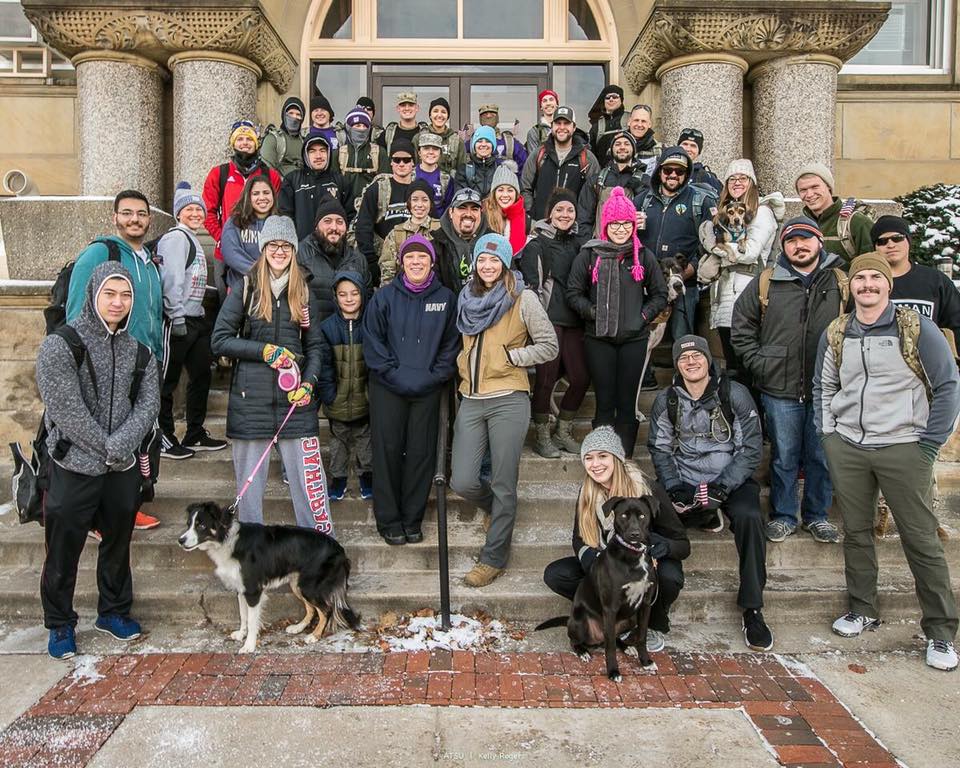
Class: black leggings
543,555,684,634
583,335,647,456
531,325,590,417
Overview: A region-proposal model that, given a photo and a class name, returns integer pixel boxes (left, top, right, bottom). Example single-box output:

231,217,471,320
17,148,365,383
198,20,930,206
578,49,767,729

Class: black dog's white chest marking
622,561,653,609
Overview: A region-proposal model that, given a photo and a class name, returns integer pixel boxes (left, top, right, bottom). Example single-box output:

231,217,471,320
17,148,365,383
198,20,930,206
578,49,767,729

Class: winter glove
918,441,940,464
669,485,699,516
648,539,670,561
262,344,296,370
287,381,314,408
171,320,187,338
706,483,728,510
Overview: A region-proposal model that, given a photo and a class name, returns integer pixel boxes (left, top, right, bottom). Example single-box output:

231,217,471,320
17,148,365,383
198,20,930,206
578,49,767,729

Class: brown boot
463,562,504,588
552,411,581,454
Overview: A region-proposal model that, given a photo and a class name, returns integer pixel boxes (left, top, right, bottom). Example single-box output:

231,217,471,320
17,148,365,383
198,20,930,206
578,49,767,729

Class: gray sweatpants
328,419,372,479
232,436,333,536
450,392,530,569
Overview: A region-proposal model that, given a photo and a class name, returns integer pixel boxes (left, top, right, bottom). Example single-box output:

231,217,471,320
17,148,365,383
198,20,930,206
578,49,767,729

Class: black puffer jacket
297,236,370,322
211,277,325,440
519,224,585,327
453,154,501,200
566,239,667,343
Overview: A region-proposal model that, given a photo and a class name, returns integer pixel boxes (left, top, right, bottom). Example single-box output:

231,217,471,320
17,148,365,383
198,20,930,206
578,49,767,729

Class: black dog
538,496,659,681
178,501,361,653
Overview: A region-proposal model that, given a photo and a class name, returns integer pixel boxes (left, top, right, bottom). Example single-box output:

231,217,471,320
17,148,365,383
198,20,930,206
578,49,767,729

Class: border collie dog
178,501,361,653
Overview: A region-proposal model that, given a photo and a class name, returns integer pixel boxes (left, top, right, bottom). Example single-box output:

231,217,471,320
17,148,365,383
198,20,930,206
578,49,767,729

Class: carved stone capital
623,0,891,91
21,0,295,91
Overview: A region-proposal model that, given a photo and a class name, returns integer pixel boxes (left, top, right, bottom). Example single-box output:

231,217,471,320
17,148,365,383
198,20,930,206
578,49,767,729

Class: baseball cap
554,105,576,123
450,187,482,208
417,132,443,148
478,103,499,115
396,91,417,105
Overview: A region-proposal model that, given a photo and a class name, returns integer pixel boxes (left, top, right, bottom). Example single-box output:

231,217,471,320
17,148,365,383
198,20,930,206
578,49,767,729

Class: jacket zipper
858,337,868,443
346,319,354,420
471,331,485,395
798,285,811,403
108,335,116,431
274,296,281,431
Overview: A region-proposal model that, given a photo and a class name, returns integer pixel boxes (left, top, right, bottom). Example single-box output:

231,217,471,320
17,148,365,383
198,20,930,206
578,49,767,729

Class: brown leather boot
463,562,504,588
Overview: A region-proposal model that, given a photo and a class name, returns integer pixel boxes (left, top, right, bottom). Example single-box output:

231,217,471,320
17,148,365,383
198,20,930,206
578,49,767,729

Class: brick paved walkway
0,650,899,767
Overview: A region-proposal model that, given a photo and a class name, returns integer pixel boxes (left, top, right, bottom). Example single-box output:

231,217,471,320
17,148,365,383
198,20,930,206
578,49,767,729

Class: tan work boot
552,413,581,454
533,421,560,458
463,562,504,588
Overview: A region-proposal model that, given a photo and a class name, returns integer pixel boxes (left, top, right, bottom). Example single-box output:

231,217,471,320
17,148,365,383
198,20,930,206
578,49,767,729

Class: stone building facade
0,0,958,207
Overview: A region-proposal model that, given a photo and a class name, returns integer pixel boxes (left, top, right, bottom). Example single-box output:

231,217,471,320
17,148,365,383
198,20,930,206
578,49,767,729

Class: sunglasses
661,167,687,177
391,156,414,164
682,129,704,140
875,234,907,246
604,94,621,100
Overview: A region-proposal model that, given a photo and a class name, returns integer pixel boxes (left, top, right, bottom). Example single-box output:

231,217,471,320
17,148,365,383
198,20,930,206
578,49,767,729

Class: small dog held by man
178,501,360,653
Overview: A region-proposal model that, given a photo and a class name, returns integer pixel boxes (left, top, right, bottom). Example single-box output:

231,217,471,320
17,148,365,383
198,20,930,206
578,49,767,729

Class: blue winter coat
318,271,369,422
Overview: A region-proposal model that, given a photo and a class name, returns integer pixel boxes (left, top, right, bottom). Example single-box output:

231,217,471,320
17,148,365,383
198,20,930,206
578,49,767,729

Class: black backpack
43,239,122,335
144,227,198,272
665,370,735,432
10,326,154,525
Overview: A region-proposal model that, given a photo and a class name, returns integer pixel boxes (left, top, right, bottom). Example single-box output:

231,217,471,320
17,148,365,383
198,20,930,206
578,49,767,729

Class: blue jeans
669,282,699,341
761,394,832,525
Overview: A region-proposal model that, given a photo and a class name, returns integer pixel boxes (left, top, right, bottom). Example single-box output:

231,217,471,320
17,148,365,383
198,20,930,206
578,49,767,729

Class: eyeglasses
265,242,294,255
391,156,414,164
677,352,706,364
117,209,149,219
607,221,633,232
661,167,687,177
875,234,907,246
727,175,751,184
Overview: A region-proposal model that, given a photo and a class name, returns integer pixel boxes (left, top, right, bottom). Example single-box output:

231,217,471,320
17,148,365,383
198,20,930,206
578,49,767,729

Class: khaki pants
823,434,957,641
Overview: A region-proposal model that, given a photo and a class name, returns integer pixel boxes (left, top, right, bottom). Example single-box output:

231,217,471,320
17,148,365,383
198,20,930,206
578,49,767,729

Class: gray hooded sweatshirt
36,261,160,476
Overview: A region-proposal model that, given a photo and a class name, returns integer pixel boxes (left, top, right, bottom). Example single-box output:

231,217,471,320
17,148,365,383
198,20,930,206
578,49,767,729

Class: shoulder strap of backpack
536,145,547,171
128,342,151,404
826,312,852,373
338,144,349,172
578,149,589,177
377,175,391,221
385,123,397,150
597,166,609,188
439,170,451,196
91,238,122,263
717,373,735,425
831,267,850,308
52,325,97,399
757,266,775,320
239,274,253,339
895,306,932,401
504,133,514,160
666,385,679,430
836,197,859,259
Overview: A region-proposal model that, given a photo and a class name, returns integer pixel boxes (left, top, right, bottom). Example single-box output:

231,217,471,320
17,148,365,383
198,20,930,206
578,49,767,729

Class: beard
319,234,344,256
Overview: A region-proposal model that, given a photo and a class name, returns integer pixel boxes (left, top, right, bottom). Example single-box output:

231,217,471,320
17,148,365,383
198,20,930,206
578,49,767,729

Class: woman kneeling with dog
211,215,331,534
543,426,690,652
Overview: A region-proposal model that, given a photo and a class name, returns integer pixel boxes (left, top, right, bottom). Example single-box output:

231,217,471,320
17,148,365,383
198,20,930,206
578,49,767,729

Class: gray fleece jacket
36,261,160,476
157,225,207,324
813,302,960,447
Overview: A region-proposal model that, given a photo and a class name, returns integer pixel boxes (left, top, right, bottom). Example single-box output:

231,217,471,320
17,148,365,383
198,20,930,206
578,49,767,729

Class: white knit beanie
491,163,520,195
723,159,757,186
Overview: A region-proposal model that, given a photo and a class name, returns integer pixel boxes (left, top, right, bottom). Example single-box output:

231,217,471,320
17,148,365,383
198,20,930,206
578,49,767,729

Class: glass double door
374,74,547,138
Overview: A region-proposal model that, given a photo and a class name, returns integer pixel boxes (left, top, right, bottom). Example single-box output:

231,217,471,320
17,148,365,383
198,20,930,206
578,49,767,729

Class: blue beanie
173,181,206,218
472,126,497,150
472,233,513,270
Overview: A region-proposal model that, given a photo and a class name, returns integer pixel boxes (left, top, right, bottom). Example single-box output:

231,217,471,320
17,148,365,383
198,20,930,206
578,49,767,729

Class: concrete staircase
1,372,958,634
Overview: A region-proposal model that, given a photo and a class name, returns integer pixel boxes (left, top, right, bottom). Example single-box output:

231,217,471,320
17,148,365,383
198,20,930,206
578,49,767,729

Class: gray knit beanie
173,181,206,219
672,334,712,366
580,426,626,464
491,163,520,195
258,215,299,254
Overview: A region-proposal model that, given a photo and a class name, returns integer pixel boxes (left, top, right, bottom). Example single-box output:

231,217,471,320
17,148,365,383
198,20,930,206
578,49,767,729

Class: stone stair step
0,564,955,626
1,518,956,575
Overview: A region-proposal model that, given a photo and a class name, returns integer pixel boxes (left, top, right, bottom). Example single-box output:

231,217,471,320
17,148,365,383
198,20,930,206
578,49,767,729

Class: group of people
35,83,960,675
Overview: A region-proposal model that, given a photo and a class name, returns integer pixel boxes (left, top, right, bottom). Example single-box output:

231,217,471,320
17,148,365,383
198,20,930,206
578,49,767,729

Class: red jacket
202,161,281,260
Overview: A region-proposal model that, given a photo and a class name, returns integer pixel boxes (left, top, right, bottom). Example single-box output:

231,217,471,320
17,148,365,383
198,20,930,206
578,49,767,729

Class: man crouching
37,262,160,659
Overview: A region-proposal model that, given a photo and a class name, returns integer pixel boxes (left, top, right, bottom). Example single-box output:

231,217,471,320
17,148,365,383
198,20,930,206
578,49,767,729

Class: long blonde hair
576,460,652,548
483,194,507,235
250,249,309,325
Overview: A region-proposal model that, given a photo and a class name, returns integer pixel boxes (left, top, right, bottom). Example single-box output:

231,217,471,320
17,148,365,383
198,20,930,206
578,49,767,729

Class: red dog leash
228,402,297,513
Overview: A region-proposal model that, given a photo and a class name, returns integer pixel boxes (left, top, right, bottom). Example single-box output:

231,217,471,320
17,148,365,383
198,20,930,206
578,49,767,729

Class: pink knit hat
595,186,644,284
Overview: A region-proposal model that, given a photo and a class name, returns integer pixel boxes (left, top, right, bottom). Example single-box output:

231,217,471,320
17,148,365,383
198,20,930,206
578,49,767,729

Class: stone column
168,52,261,191
73,51,164,204
657,53,748,177
749,54,842,195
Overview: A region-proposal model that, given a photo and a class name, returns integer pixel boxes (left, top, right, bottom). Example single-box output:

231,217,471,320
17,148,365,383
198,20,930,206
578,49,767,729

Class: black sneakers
743,609,774,651
160,433,194,460
182,429,228,452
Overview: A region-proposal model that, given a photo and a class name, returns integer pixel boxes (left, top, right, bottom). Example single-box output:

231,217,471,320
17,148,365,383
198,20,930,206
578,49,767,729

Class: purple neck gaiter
401,269,436,293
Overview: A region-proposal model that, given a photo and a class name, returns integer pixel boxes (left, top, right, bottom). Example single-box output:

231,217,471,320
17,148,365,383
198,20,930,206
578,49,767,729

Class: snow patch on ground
380,614,508,652
773,653,816,678
67,655,104,687
0,501,13,517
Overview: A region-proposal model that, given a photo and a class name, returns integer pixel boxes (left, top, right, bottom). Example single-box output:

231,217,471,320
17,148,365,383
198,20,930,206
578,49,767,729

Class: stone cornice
21,0,295,91
623,0,891,91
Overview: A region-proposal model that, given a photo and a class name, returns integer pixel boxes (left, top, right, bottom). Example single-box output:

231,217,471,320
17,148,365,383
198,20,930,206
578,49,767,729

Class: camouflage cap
417,132,443,148
478,103,500,115
396,91,418,105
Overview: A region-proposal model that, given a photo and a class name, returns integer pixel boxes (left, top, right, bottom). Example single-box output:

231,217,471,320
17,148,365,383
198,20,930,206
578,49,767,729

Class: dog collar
614,533,646,554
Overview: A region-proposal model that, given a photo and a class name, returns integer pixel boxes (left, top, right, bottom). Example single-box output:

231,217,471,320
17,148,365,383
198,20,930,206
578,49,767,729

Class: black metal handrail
433,385,452,630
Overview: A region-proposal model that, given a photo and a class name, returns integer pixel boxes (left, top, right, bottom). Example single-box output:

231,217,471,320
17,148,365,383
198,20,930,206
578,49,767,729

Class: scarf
456,272,526,335
588,240,633,338
269,271,289,299
402,270,435,294
233,150,258,175
502,197,527,255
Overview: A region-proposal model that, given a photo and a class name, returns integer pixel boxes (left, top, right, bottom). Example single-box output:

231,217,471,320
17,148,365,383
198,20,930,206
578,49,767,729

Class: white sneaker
926,639,958,671
832,612,881,638
646,629,666,653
